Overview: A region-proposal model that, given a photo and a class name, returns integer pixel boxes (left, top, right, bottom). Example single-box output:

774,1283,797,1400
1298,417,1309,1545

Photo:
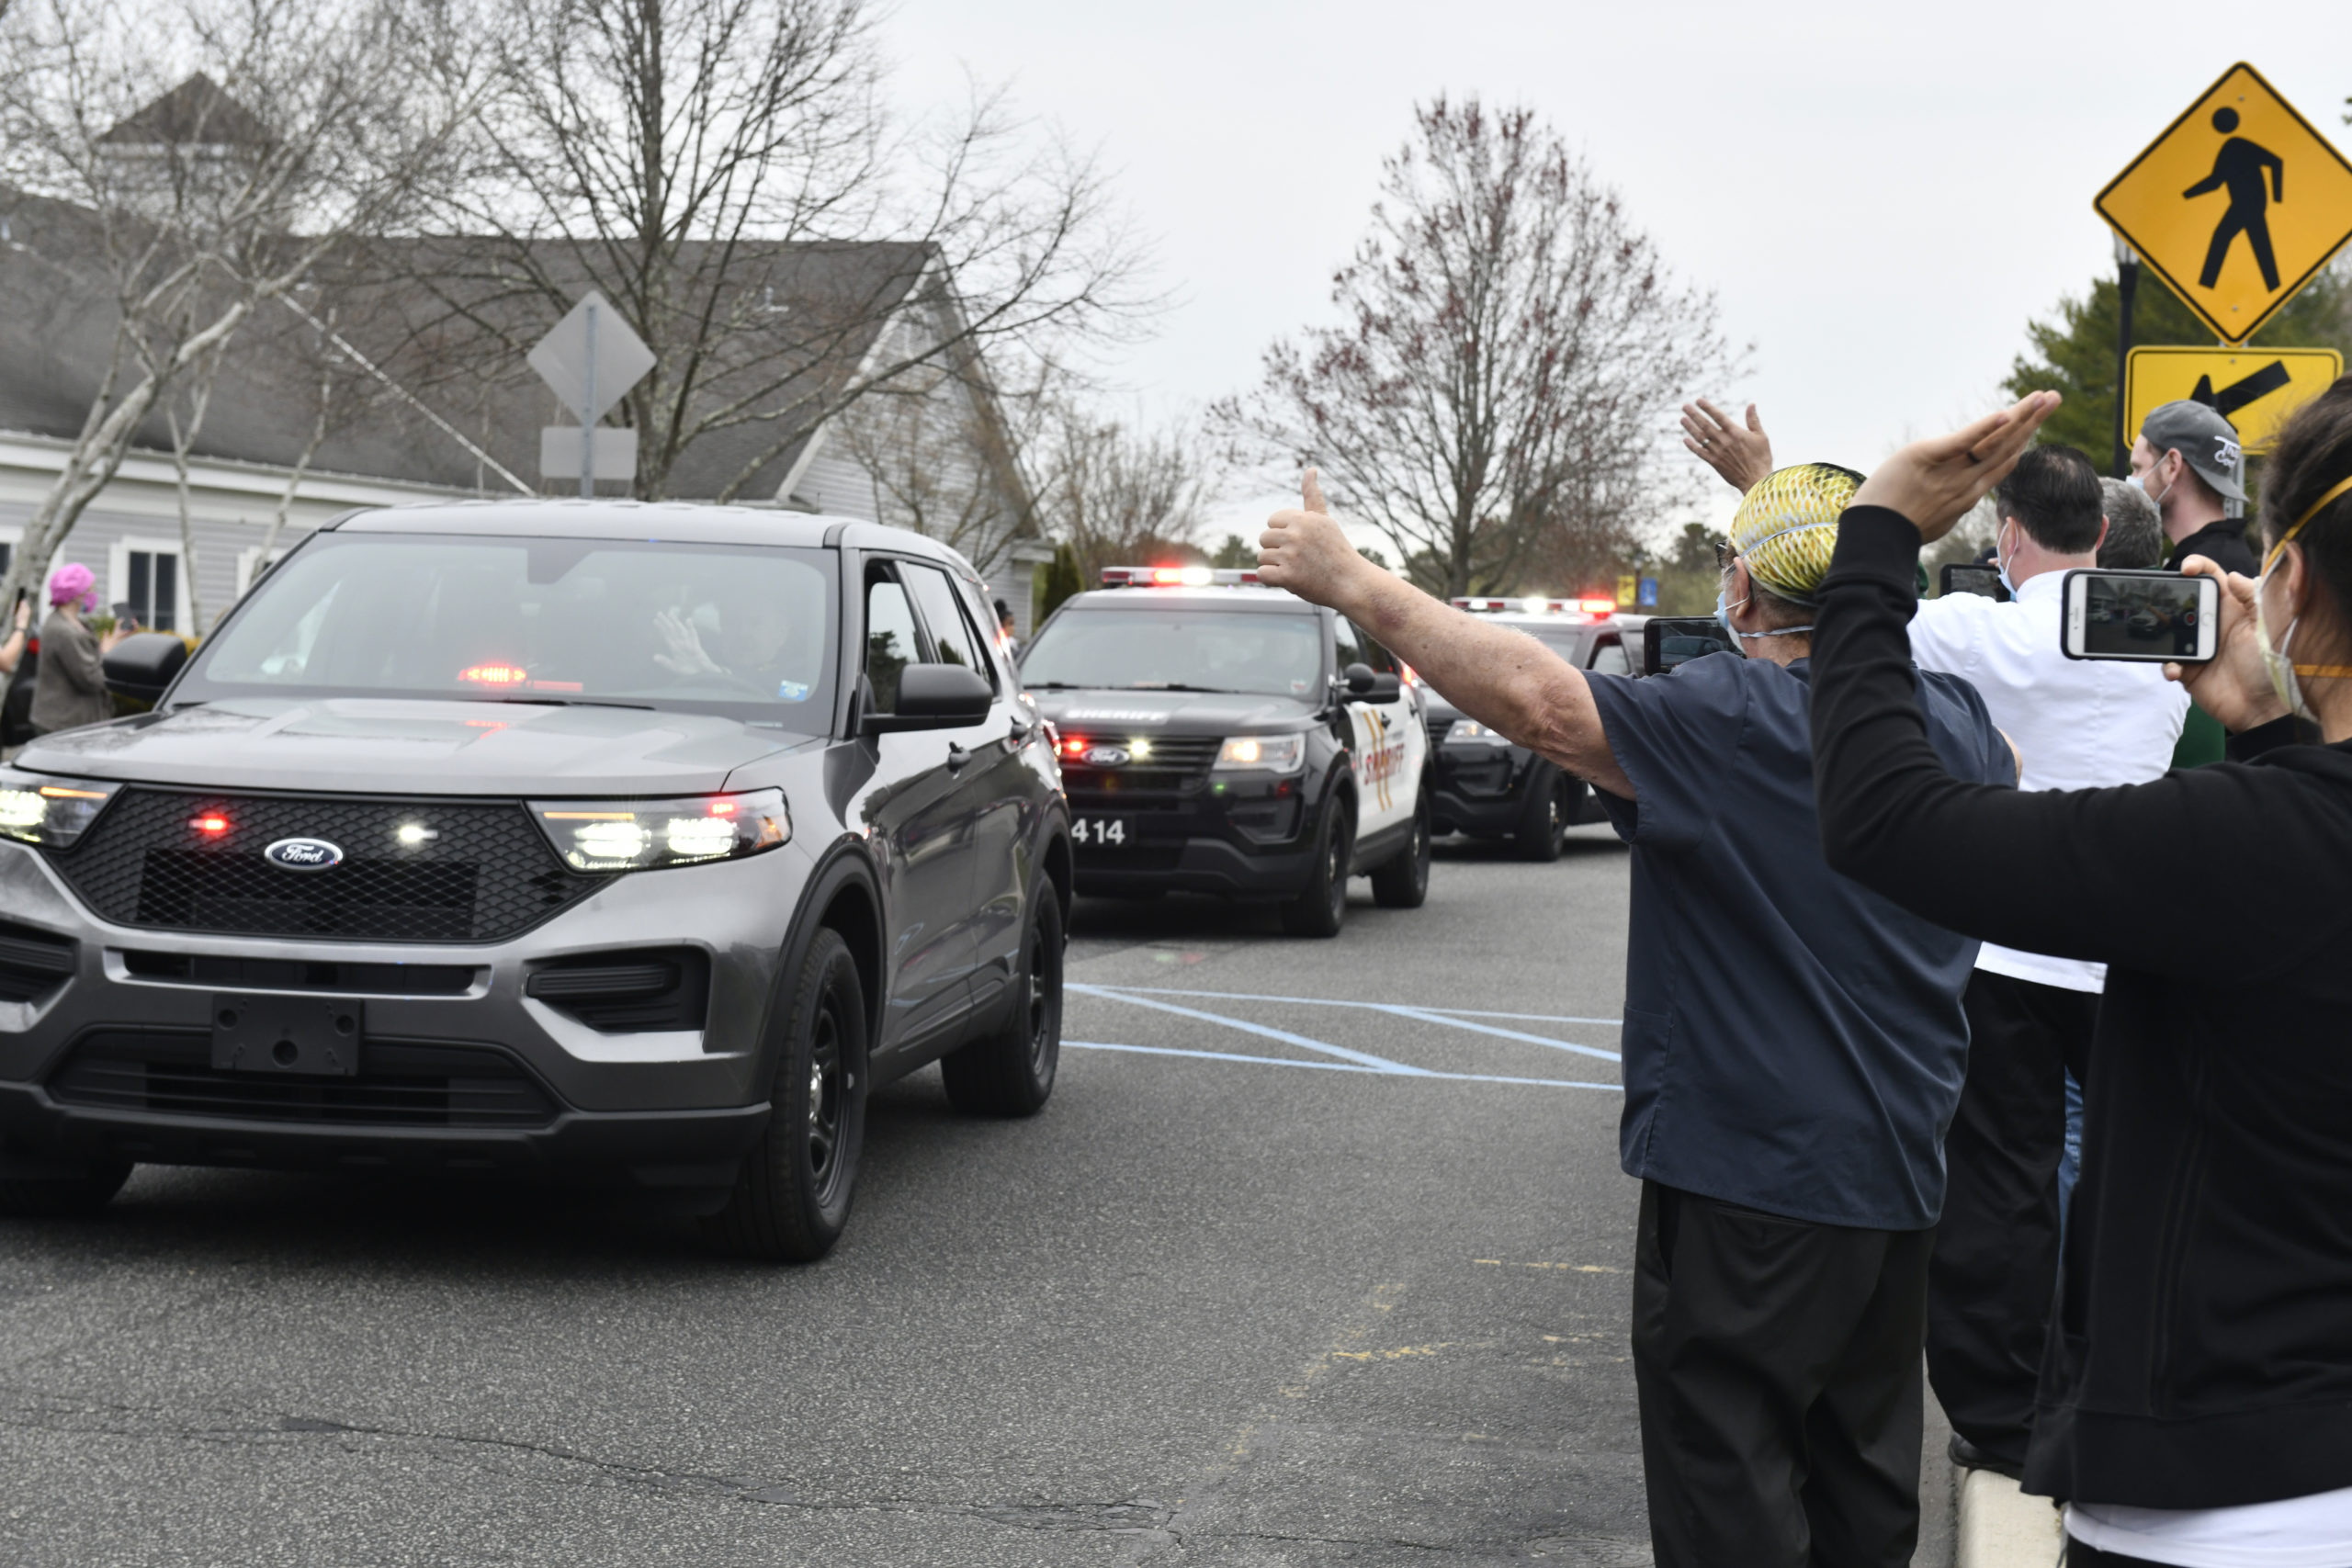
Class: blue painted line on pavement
1066,984,1430,1075
1070,984,1621,1062
1083,984,1622,1029
1065,1040,1622,1093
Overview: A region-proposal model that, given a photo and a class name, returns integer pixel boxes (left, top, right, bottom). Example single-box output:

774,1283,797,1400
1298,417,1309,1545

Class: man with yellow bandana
1259,467,2017,1568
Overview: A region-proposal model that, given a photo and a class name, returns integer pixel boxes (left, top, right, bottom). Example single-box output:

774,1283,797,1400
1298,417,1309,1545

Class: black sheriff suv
1015,567,1431,937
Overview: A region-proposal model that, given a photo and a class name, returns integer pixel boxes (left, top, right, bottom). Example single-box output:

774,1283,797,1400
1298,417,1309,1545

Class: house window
125,548,179,632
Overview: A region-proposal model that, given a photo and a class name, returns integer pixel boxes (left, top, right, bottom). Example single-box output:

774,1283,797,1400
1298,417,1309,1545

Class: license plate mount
210,994,364,1077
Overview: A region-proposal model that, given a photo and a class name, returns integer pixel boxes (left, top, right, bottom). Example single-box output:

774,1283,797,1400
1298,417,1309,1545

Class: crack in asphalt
0,1388,1178,1536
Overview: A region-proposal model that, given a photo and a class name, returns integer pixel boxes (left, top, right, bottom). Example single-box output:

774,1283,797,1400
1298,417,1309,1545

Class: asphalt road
0,828,1664,1565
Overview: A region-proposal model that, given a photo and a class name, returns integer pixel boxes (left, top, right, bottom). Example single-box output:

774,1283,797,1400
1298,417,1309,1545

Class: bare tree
830,346,1030,569
0,0,487,615
1023,397,1206,582
1216,96,1736,599
401,0,1153,502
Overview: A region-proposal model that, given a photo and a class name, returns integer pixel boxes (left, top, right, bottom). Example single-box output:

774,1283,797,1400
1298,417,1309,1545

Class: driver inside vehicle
650,593,819,700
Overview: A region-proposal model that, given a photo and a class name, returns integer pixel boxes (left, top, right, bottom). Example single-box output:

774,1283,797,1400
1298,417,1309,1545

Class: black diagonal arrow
2188,359,2293,419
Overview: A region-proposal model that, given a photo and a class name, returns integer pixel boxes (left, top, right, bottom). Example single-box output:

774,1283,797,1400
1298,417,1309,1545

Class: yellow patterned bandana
1730,463,1864,604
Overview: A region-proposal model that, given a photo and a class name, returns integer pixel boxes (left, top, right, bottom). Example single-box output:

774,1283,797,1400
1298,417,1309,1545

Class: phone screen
1939,564,2006,602
1642,616,1740,676
2063,570,2217,663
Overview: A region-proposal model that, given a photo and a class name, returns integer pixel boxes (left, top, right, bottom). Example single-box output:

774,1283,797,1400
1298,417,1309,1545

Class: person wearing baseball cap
1257,464,2017,1568
2132,399,2257,578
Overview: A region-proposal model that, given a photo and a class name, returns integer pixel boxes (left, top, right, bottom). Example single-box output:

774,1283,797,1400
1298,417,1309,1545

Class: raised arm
1258,472,1633,798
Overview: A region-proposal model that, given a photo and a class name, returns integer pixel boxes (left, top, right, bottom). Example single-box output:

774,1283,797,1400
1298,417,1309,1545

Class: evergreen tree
1037,545,1084,620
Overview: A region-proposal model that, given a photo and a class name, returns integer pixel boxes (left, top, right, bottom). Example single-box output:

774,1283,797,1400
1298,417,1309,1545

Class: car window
1344,619,1397,674
182,533,837,728
1588,637,1631,676
901,563,998,694
1020,607,1325,699
865,574,921,714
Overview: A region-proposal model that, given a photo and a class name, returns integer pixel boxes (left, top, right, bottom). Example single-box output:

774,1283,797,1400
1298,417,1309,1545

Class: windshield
1020,606,1324,699
178,533,838,726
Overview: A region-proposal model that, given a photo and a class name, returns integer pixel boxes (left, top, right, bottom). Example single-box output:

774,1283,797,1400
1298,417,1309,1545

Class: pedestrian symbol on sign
2185,107,2285,292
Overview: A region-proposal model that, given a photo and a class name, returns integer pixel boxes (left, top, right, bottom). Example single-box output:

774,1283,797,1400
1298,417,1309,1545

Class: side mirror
863,661,994,734
1341,662,1401,702
103,632,188,703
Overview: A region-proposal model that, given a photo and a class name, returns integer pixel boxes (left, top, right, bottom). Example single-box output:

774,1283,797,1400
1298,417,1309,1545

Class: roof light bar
1101,567,1266,588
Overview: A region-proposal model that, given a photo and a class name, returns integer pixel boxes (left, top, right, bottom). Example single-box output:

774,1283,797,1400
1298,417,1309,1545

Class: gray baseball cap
2139,399,2246,502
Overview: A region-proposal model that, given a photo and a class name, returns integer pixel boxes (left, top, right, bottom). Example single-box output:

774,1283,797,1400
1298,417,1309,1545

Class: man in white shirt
1902,443,2188,1477
1680,404,2191,1477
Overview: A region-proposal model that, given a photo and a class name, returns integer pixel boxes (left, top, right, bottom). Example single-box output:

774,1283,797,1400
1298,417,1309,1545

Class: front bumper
1430,744,1535,835
0,837,814,1183
1065,770,1318,900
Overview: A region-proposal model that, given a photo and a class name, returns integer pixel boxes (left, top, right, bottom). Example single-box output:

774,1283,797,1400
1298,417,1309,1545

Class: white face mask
2139,457,2176,512
1996,522,2021,598
2253,558,2310,721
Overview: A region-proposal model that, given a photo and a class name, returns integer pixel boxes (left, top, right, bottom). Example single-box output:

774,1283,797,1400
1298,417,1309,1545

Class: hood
1028,688,1316,734
16,699,814,796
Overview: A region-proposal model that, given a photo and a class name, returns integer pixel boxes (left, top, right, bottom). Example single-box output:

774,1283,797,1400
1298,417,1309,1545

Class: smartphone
110,601,139,627
1642,615,1740,676
1939,563,2007,602
2061,570,2218,663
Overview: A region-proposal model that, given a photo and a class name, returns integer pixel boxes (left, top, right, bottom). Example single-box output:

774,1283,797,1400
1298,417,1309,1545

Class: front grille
1060,735,1224,794
52,789,611,943
1072,845,1183,873
120,951,479,996
49,1031,558,1128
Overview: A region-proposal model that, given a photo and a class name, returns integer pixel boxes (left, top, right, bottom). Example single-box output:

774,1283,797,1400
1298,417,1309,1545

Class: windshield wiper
1125,682,1239,694
1023,681,1086,689
486,695,656,711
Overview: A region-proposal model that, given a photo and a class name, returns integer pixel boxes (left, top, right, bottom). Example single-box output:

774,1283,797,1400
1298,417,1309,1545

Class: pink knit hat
48,563,95,611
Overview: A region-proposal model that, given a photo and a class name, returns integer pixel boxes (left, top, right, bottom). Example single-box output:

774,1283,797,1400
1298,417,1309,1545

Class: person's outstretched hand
1851,392,2061,542
1258,469,1375,611
2169,558,2288,732
1680,400,1773,493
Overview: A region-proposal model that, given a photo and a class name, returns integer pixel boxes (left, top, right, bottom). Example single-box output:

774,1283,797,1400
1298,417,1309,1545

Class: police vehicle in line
1422,596,1647,861
1016,567,1431,936
0,502,1070,1262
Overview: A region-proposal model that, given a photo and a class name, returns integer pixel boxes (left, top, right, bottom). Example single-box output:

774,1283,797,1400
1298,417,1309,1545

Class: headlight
530,788,790,874
0,767,121,850
1214,734,1306,773
1443,718,1510,746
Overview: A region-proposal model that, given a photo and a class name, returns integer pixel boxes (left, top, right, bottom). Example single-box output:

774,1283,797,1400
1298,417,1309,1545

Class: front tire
701,927,869,1262
1370,792,1431,908
942,890,1063,1117
1279,795,1353,938
1512,764,1573,862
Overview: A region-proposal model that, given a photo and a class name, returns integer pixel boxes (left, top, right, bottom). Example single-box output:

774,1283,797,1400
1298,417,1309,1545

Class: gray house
0,83,1051,639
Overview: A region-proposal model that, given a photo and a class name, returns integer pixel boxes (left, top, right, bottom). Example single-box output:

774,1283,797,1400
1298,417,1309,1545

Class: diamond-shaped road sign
2125,346,2343,456
528,290,654,423
2096,62,2352,344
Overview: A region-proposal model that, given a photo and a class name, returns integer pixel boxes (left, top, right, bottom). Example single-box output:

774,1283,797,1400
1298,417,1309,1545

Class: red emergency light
457,663,528,686
188,812,231,835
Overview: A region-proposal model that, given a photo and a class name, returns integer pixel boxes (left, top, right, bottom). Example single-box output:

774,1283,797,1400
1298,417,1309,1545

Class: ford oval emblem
1082,745,1130,767
264,837,345,873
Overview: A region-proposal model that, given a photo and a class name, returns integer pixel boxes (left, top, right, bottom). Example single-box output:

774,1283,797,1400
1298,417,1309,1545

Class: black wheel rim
1552,781,1569,844
1023,920,1054,1071
806,1005,846,1201
1328,824,1347,916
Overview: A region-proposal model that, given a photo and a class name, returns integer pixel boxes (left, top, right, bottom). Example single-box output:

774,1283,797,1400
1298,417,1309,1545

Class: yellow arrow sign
2125,346,2344,455
2096,63,2352,344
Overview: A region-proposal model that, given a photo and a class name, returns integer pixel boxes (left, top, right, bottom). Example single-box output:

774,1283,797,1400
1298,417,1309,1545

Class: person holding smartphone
0,592,28,677
1808,382,2352,1567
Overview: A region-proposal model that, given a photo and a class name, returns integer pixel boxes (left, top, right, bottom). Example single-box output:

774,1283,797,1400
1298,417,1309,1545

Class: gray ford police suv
0,501,1070,1261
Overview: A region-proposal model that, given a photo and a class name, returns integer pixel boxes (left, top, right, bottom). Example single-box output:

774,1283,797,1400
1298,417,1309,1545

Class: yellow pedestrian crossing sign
2095,63,2352,344
2125,346,2343,455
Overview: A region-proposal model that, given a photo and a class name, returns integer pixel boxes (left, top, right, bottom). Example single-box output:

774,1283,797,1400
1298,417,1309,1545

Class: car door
898,559,1028,1014
855,563,978,1053
1340,616,1425,840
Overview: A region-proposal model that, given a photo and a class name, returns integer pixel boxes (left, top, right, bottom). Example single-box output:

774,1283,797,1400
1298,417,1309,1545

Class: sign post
527,291,655,494
2095,62,2352,344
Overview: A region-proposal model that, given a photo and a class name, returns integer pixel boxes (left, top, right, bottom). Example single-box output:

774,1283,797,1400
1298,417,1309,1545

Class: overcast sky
884,1,2350,546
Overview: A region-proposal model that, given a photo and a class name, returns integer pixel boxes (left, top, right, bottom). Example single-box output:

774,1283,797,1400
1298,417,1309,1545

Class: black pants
2068,1540,2167,1566
1928,969,2098,1470
1634,1181,1933,1568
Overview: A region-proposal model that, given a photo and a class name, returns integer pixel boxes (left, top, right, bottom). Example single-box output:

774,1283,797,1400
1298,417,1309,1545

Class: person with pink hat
30,562,129,735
